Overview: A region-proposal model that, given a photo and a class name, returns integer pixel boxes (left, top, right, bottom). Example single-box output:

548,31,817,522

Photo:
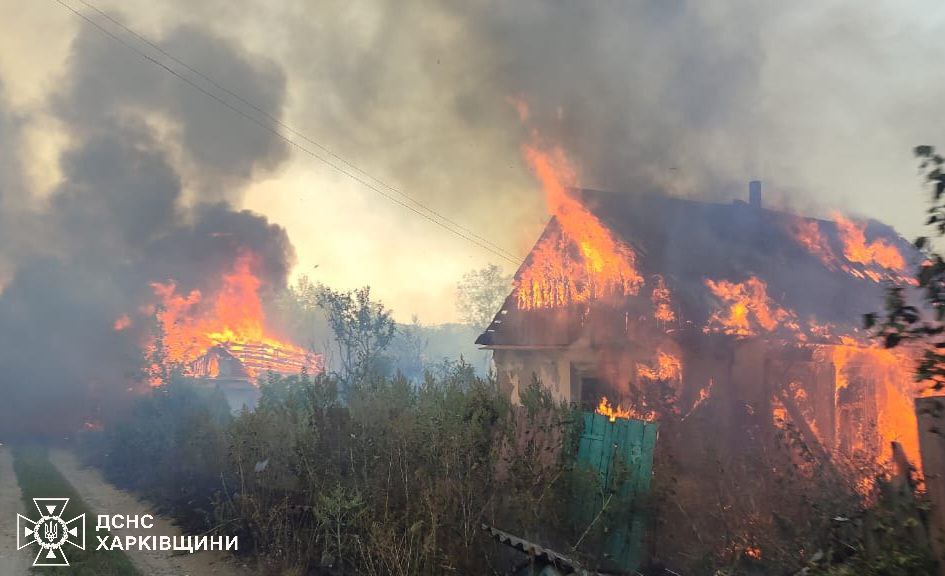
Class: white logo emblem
17,498,86,566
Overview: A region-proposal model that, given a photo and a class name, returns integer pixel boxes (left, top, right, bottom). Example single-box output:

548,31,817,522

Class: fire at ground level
478,331,937,574
487,333,920,473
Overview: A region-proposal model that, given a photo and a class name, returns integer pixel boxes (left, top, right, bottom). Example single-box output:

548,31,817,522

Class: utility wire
73,0,522,264
54,0,525,266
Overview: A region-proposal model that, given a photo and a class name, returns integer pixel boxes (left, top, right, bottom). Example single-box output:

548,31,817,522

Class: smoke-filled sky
2,0,945,329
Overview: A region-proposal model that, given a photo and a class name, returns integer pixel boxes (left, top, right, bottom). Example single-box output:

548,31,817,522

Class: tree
867,145,945,390
273,274,333,353
456,264,512,329
388,314,429,381
316,285,396,387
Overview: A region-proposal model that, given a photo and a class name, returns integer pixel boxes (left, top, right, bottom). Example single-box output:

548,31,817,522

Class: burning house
139,253,323,410
477,178,921,471
185,341,322,410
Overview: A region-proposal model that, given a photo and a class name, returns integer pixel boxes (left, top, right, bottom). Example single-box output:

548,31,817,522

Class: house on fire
476,183,919,464
186,342,323,411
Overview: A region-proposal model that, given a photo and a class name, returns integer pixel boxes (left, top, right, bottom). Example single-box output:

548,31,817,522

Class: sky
1,0,945,324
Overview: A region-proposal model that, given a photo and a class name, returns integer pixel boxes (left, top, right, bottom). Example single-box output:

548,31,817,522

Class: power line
53,0,525,266
74,0,522,264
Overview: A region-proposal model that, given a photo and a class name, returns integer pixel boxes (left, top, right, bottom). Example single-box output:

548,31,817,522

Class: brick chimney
749,180,762,209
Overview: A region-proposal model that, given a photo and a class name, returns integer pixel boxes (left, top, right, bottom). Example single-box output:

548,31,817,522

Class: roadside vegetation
12,446,141,576
78,368,937,576
73,256,938,575
79,368,616,575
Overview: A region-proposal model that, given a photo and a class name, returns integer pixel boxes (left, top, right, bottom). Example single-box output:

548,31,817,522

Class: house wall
490,336,730,409
490,338,866,465
492,348,575,404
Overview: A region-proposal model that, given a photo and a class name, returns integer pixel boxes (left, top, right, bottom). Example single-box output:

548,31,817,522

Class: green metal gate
575,412,658,573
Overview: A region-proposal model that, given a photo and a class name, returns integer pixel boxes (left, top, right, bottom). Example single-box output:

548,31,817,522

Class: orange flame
787,214,909,283
651,275,676,323
595,396,656,422
515,142,643,309
637,350,683,382
834,214,906,272
112,314,131,331
684,379,714,419
828,342,921,467
148,252,317,384
704,276,796,336
789,218,838,269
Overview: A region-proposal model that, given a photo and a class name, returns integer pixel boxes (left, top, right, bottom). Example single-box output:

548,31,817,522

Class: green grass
12,446,141,576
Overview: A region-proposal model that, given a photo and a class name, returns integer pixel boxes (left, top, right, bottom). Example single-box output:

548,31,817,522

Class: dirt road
0,446,30,575
49,450,255,576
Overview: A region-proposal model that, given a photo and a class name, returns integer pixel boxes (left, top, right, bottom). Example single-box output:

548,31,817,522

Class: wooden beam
778,389,834,470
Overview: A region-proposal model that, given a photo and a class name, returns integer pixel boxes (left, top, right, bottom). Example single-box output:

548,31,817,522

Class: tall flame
515,143,643,309
506,135,919,479
148,252,315,383
828,342,920,467
152,253,271,364
651,275,676,323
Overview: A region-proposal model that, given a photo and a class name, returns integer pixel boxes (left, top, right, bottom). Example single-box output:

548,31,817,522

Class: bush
82,364,592,575
80,376,232,530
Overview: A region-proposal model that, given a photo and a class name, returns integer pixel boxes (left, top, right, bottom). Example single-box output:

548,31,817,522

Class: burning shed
477,182,921,471
188,341,323,382
185,342,323,411
135,252,324,410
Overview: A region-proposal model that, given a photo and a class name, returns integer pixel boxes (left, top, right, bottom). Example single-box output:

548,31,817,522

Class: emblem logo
17,498,85,566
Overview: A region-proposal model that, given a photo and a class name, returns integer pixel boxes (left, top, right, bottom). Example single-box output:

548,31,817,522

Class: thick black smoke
269,0,943,242
56,23,289,200
0,22,294,438
463,2,766,195
276,0,770,244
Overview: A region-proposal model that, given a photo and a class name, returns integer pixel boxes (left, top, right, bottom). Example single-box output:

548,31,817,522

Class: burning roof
478,182,923,476
139,252,323,385
187,342,322,381
477,187,916,348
